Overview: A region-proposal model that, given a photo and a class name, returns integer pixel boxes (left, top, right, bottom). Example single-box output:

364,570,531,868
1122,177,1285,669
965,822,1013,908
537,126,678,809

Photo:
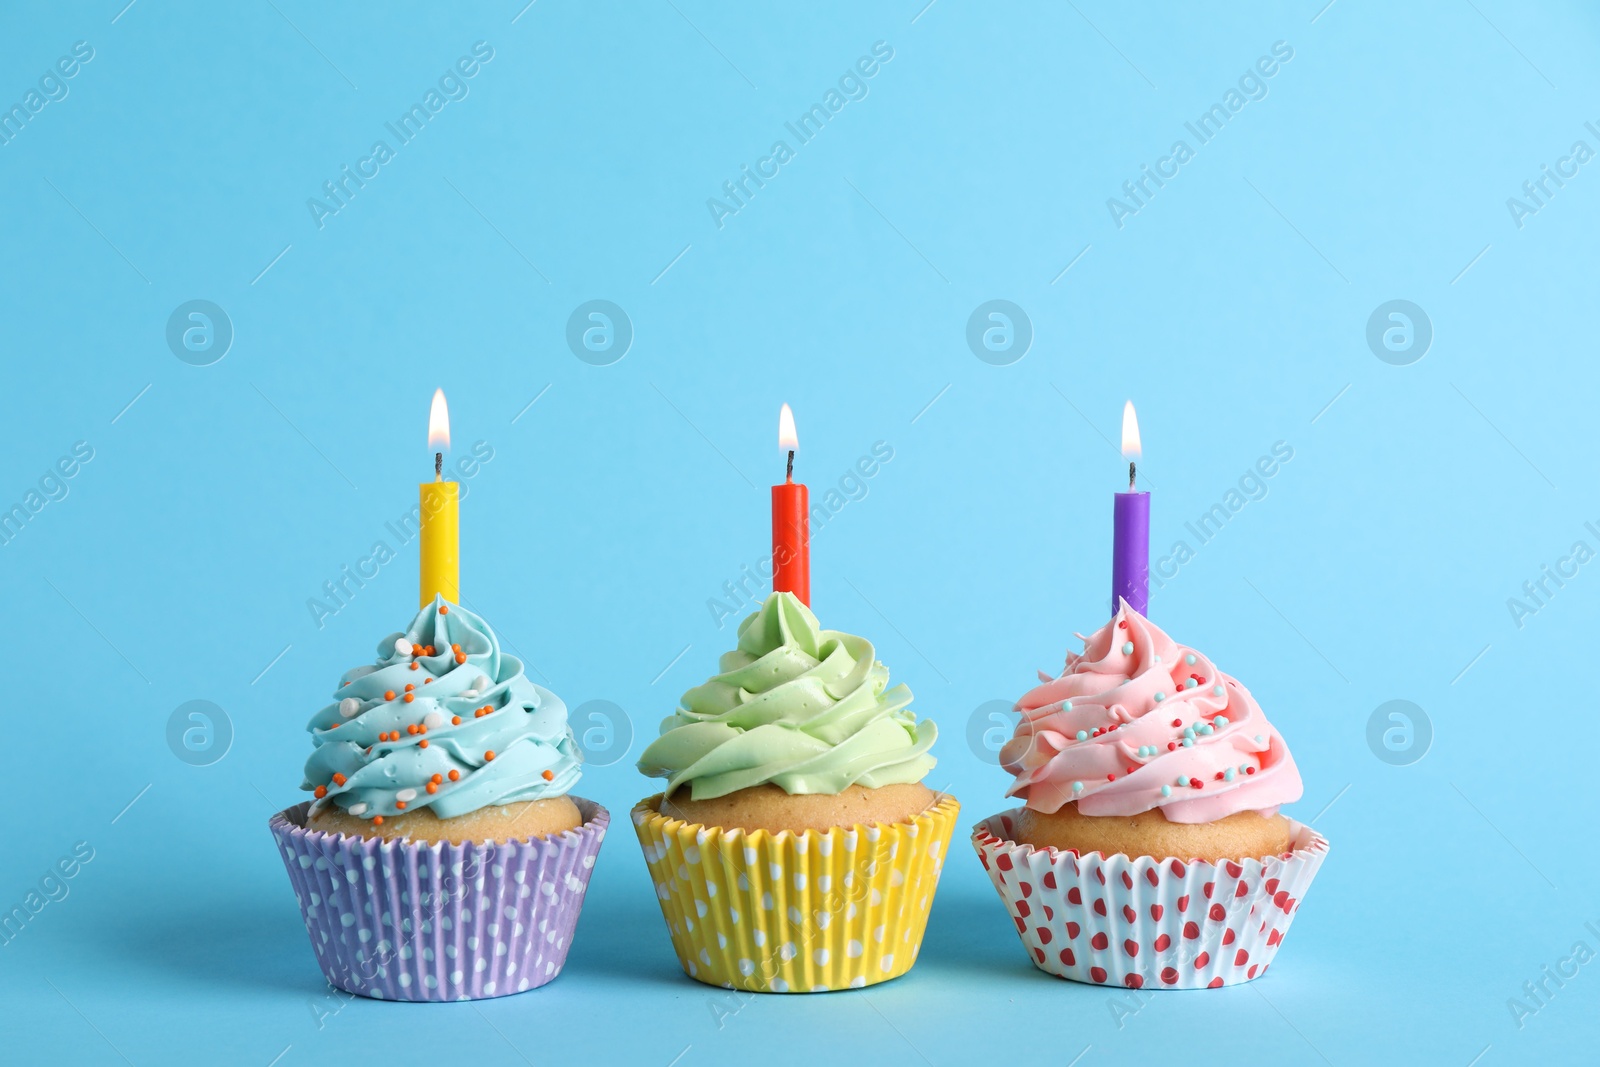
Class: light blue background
3,1,1595,1064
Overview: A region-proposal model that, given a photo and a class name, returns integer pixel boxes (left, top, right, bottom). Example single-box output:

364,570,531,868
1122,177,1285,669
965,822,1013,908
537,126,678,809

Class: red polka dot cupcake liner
269,798,608,1001
971,809,1328,989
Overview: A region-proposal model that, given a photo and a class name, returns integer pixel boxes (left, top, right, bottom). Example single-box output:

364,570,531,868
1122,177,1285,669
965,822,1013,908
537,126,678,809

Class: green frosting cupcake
637,591,937,800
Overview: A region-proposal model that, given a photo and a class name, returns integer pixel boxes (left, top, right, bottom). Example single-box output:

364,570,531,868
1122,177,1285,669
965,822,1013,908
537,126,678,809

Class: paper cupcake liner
972,808,1327,989
632,791,960,993
269,797,608,1001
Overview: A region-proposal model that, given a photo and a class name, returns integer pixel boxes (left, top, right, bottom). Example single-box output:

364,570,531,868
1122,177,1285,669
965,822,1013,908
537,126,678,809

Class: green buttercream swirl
637,591,937,799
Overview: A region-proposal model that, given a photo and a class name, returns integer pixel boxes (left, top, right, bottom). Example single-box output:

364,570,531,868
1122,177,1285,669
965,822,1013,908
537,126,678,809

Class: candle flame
778,403,798,453
428,389,451,452
1120,400,1141,461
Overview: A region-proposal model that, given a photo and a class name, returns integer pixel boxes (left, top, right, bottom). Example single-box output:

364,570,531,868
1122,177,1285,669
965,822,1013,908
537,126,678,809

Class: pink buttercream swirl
1000,602,1302,824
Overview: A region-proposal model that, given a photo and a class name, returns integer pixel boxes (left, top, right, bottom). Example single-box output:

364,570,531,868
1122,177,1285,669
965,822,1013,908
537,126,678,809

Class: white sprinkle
348,802,368,816
474,675,491,690
396,789,418,802
423,711,447,730
395,638,413,656
461,690,479,699
339,697,361,718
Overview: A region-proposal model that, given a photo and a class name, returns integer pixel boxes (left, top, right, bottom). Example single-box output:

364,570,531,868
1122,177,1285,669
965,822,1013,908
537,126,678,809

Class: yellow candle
419,480,459,607
420,389,459,606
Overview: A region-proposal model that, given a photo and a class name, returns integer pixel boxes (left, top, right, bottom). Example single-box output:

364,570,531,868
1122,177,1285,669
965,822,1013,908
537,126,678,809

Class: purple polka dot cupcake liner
269,798,608,1001
973,809,1327,989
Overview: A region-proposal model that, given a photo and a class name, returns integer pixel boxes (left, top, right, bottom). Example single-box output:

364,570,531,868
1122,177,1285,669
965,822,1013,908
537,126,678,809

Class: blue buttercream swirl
301,596,580,819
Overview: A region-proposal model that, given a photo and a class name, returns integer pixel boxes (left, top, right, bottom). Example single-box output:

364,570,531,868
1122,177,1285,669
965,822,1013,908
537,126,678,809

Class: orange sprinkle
404,683,415,692
451,716,461,725
431,774,443,784
454,653,466,665
403,693,414,703
407,724,419,735
451,644,461,653
409,662,419,671
448,770,460,781
542,769,554,781
332,773,346,786
439,605,448,615
419,739,429,748
426,782,438,794
384,690,396,701
373,815,384,825
484,750,495,762
314,785,328,798
418,724,427,734
395,800,407,810
330,723,340,729
423,678,433,684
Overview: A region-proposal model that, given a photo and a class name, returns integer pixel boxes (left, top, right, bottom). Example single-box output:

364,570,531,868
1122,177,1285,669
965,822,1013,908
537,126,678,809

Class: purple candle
1112,401,1149,616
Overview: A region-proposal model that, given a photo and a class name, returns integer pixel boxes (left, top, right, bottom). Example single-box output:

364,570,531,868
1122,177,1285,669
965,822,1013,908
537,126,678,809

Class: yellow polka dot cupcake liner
631,792,960,993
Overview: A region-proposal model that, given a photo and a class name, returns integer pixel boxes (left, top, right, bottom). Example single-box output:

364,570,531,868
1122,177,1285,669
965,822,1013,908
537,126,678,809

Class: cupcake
972,600,1327,988
633,590,959,992
268,596,608,1001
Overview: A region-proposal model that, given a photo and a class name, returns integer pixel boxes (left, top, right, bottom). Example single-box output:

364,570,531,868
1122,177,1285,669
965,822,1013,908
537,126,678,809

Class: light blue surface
3,2,1596,1064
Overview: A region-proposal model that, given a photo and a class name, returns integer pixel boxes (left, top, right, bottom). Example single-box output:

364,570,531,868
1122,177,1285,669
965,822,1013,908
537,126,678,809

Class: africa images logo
306,42,495,229
1105,41,1294,229
705,41,895,230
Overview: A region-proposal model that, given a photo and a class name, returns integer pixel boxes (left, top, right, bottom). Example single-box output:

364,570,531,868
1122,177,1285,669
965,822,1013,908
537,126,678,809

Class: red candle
771,403,810,604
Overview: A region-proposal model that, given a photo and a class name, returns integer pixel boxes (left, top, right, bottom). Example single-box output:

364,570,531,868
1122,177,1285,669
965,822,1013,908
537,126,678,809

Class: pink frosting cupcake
972,601,1329,988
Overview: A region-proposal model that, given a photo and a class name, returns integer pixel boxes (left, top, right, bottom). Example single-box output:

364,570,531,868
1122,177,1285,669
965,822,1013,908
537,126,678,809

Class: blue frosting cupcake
301,596,584,841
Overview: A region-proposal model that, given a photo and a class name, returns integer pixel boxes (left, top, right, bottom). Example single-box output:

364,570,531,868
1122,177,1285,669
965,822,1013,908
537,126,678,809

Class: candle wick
1128,461,1137,491
786,450,794,483
435,452,443,481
